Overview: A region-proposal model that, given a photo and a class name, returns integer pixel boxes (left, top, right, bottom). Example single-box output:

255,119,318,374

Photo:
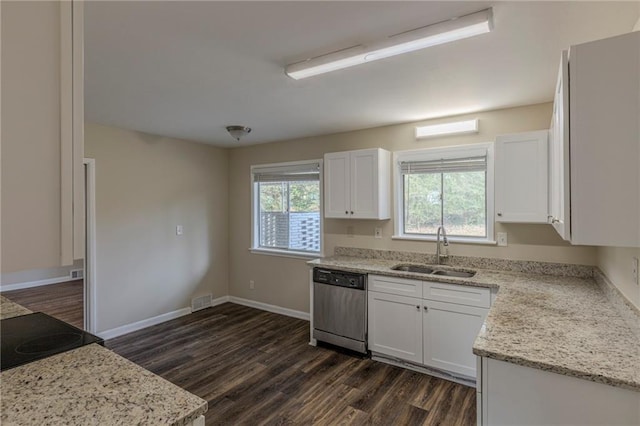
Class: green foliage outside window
404,171,486,237
259,181,320,213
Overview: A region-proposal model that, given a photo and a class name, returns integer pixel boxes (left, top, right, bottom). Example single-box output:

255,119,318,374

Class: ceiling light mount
226,125,252,142
285,8,493,80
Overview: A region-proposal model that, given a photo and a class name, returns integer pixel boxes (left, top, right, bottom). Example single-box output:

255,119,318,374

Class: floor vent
70,269,84,279
192,294,213,312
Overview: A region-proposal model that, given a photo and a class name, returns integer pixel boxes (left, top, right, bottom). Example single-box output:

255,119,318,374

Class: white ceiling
84,1,639,147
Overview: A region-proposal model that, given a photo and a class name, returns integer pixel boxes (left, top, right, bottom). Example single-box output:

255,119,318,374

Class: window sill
249,247,323,260
391,235,497,245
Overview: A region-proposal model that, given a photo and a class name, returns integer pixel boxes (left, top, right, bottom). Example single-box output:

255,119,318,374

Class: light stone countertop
1,295,33,319
0,297,207,425
308,255,640,392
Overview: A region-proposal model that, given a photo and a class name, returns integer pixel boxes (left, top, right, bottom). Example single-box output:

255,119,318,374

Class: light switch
497,232,507,246
176,225,183,236
374,227,382,239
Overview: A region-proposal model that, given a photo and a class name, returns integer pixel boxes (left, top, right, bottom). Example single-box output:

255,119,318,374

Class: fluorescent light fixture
415,119,479,139
286,8,493,80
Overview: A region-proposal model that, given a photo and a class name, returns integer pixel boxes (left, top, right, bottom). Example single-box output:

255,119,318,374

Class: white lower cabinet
367,274,489,380
368,291,422,363
423,300,487,377
479,357,640,425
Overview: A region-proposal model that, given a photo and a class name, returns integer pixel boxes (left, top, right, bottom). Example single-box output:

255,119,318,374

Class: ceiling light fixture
226,125,252,142
285,8,493,80
415,119,479,139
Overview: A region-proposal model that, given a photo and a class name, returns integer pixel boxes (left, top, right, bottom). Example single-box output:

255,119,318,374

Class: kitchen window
393,143,494,244
251,160,323,257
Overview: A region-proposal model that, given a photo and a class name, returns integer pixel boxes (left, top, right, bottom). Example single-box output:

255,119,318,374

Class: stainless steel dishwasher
312,268,367,354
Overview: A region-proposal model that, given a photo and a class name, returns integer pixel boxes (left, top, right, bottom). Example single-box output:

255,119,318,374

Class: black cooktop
1,312,104,371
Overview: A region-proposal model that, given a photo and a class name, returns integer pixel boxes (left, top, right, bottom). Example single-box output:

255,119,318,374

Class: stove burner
16,332,83,355
1,312,104,371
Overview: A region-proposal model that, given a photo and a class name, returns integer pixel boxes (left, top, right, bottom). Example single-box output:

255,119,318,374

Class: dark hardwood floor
107,303,476,425
2,280,84,329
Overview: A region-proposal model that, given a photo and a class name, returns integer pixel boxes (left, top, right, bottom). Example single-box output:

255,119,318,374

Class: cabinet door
423,300,487,378
549,51,571,241
350,149,379,219
495,130,548,223
324,152,350,218
368,291,422,363
569,32,640,247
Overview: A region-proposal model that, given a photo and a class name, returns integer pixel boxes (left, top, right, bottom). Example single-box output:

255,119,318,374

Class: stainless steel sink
391,264,435,274
431,270,476,278
390,264,476,278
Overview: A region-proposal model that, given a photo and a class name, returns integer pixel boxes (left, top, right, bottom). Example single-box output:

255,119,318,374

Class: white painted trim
393,142,495,243
0,276,73,292
60,0,74,266
98,307,192,340
229,296,310,321
211,295,230,307
84,158,97,333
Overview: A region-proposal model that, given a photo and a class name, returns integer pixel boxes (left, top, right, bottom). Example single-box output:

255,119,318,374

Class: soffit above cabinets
84,1,639,147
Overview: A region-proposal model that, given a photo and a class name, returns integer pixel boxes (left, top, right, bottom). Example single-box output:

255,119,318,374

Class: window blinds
400,155,486,174
252,162,321,182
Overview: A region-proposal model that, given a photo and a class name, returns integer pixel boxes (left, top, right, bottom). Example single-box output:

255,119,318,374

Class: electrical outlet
249,280,255,290
497,232,508,246
632,257,639,285
374,227,382,239
176,225,183,236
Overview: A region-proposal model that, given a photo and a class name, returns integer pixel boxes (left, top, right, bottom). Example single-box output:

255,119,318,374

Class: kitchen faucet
436,226,449,264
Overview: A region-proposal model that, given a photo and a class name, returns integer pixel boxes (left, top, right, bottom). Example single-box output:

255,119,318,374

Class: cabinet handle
345,211,349,215
416,305,420,311
350,211,354,215
552,218,560,224
497,213,503,217
423,306,428,312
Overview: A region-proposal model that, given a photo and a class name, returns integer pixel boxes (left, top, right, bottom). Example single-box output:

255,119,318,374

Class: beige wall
1,1,64,273
85,123,229,332
228,103,597,313
597,247,640,309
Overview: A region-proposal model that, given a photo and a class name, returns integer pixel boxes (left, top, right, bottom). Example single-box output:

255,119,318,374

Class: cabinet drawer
423,281,491,308
369,274,422,298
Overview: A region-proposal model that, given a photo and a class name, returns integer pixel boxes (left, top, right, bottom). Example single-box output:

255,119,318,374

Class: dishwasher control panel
313,268,366,290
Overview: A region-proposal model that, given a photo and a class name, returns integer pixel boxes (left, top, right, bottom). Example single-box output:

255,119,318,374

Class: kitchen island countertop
0,297,207,425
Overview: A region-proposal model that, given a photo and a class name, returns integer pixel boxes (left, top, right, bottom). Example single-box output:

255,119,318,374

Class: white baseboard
97,295,307,340
98,307,192,340
0,276,73,292
229,296,310,321
210,295,230,307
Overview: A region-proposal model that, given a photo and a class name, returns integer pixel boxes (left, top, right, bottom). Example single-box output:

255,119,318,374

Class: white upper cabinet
324,148,391,219
495,130,549,223
551,31,639,247
548,51,571,241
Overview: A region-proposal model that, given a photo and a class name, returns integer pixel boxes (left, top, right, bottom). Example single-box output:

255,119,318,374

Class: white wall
85,123,229,333
597,247,640,309
228,103,597,313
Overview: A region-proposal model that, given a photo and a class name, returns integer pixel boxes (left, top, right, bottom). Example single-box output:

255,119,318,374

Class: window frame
250,159,324,258
392,143,495,244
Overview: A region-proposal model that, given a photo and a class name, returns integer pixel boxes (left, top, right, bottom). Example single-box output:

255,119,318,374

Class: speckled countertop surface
0,298,207,425
309,256,640,392
1,295,33,319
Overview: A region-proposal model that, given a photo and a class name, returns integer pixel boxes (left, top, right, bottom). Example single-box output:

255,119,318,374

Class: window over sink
393,143,494,244
251,160,323,257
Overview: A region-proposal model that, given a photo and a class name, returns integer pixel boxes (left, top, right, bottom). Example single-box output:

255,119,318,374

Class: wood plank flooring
107,303,476,425
2,280,84,329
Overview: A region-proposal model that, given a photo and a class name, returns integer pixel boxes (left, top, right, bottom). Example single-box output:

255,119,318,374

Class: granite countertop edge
0,296,208,425
308,256,640,393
